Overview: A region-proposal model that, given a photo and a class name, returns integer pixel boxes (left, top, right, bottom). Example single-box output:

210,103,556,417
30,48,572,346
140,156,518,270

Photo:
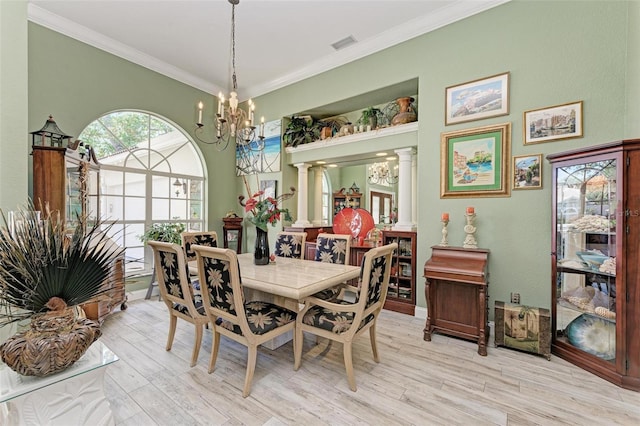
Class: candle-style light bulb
260,116,265,138
197,101,203,124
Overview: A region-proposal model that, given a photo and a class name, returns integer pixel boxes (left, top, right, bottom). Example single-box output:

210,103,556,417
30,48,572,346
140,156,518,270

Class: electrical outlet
510,292,521,304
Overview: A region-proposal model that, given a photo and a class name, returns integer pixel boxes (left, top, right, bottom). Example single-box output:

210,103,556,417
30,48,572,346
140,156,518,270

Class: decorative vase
254,227,270,265
0,307,101,377
391,97,417,126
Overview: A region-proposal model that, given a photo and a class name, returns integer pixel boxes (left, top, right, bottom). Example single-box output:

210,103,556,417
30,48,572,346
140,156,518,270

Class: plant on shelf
358,107,384,130
0,201,125,376
283,115,322,147
138,222,185,245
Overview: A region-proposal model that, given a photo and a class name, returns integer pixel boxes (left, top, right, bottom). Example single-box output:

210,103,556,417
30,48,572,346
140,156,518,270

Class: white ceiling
28,0,509,101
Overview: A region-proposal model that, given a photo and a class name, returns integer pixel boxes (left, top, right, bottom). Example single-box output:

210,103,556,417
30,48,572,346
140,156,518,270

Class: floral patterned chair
312,233,352,300
181,231,218,275
294,242,397,391
274,231,307,259
314,233,351,264
148,241,210,367
192,245,298,398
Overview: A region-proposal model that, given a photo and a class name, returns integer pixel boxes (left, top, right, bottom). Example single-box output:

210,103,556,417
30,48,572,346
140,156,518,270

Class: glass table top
0,340,118,403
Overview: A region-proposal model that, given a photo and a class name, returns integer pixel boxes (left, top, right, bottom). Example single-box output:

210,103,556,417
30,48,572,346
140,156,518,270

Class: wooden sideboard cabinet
423,246,490,356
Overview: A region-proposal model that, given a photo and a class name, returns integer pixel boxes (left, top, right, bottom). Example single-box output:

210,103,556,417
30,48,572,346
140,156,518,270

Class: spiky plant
0,201,124,327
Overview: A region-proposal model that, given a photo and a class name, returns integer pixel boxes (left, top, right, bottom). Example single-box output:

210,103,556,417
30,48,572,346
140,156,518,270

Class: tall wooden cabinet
32,141,126,321
382,230,416,315
548,139,640,391
32,142,100,226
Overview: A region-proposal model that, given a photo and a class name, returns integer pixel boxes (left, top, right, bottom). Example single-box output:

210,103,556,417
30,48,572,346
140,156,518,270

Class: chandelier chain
231,2,237,91
193,0,265,175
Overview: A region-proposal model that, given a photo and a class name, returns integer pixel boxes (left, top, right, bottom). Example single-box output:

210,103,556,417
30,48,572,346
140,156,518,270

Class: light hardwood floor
101,298,640,425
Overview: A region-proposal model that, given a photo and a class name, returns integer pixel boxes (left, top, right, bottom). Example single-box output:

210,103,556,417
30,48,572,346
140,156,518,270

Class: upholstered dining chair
191,245,298,398
274,231,307,259
148,241,210,367
314,233,351,264
181,231,218,275
312,233,353,300
294,242,397,391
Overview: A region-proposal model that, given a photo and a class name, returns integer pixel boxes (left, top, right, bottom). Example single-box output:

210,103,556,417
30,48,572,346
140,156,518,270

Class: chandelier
194,0,265,171
368,162,399,185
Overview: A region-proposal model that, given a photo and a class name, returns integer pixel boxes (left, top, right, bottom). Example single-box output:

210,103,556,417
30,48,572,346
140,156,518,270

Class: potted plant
0,201,124,376
138,222,185,245
283,115,322,147
358,107,383,130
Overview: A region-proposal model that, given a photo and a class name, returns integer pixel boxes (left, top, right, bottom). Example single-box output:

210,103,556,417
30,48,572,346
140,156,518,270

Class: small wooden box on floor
494,301,551,360
423,246,490,356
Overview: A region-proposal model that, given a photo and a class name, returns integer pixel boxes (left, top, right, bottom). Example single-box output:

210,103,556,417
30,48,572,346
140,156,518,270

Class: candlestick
439,217,449,246
463,211,478,249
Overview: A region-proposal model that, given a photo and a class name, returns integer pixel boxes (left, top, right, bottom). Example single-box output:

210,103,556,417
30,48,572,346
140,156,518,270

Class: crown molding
27,3,221,95
28,1,509,101
246,0,510,99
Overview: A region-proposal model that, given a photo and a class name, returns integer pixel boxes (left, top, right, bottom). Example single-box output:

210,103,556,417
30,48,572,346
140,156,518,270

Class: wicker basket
0,307,101,377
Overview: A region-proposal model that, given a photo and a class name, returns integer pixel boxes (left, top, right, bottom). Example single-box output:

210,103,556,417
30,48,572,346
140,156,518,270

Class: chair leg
243,345,258,398
343,341,357,392
208,331,221,374
166,314,177,351
369,323,380,362
190,323,204,367
294,325,303,370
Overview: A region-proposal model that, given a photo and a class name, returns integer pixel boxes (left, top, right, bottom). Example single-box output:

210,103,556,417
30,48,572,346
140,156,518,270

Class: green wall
0,0,29,212
26,23,238,237
4,0,636,315
253,0,632,311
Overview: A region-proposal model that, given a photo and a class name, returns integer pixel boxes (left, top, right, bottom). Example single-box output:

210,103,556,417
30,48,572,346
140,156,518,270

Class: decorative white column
313,166,325,226
293,162,312,227
393,147,416,231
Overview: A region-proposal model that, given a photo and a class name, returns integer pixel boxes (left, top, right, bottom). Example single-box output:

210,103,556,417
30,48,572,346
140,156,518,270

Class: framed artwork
260,179,277,199
440,122,511,198
236,119,282,175
523,101,583,144
513,154,542,190
445,72,510,125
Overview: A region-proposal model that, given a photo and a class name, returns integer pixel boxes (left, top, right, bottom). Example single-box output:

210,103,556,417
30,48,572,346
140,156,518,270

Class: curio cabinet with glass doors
548,139,640,391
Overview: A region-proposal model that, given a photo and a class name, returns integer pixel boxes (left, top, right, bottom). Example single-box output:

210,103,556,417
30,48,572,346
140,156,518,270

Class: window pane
103,195,123,219
101,170,124,195
152,176,170,197
125,172,145,196
152,198,169,220
171,199,187,219
124,197,145,220
125,223,145,247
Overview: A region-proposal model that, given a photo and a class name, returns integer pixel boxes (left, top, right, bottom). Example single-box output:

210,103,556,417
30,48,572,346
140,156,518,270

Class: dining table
190,252,361,348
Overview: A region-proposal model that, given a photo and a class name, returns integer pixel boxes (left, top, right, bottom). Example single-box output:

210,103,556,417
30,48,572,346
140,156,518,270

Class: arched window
322,170,331,224
79,111,205,276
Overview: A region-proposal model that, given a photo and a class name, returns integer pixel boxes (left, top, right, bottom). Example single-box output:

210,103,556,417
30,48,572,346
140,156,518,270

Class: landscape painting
445,72,510,125
524,101,583,144
236,119,282,175
440,123,511,198
513,154,542,190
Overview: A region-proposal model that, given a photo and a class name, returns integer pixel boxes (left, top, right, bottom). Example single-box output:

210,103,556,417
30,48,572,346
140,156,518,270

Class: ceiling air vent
331,35,357,51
